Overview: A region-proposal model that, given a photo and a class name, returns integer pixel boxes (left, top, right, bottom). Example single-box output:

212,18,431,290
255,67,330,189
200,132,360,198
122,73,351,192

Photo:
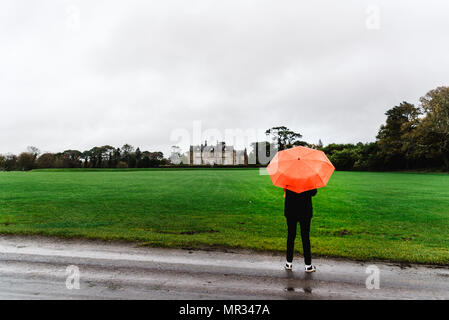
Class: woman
284,188,317,272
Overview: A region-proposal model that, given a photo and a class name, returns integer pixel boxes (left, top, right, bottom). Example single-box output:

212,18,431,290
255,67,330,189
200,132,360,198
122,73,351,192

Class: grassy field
0,169,448,264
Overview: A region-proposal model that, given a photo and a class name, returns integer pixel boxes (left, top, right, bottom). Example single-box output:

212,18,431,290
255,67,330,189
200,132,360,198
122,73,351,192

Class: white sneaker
305,265,316,273
285,262,293,270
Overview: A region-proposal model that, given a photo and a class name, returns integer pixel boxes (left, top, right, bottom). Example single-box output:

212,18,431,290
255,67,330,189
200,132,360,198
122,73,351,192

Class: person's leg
299,216,312,265
286,218,297,263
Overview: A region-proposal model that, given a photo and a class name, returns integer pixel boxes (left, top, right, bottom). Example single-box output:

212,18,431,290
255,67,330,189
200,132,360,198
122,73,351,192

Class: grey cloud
1,0,449,155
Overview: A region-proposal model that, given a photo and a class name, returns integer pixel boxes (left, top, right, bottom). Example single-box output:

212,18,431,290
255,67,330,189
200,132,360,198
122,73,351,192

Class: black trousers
286,216,312,265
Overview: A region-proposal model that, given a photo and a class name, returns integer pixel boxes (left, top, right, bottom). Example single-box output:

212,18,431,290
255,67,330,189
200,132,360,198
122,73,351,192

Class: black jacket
284,189,317,220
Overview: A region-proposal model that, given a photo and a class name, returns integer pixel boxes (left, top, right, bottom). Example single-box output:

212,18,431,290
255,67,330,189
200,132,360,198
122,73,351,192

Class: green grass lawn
0,169,448,264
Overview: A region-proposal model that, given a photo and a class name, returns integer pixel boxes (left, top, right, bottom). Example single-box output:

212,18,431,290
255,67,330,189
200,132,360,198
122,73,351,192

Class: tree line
251,86,449,171
321,86,449,171
0,144,169,171
1,85,448,171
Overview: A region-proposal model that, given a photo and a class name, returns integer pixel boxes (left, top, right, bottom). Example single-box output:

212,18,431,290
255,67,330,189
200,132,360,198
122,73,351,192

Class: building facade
188,141,248,165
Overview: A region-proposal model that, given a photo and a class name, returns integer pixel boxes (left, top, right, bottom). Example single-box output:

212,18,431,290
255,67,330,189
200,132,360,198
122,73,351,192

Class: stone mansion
189,141,248,165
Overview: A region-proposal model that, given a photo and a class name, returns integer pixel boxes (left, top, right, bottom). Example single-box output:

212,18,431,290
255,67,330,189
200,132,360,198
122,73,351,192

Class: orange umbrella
267,146,335,194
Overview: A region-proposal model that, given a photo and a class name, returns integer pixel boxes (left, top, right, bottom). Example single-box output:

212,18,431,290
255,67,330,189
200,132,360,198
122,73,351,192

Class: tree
135,147,142,167
3,154,17,171
376,102,421,169
17,152,36,171
265,126,303,150
417,86,449,169
353,142,382,171
121,144,134,167
100,145,115,168
148,151,164,167
322,143,381,171
36,153,56,168
59,150,82,168
128,153,137,168
141,152,151,168
0,155,6,170
27,146,40,158
121,144,134,155
86,145,114,168
112,148,121,167
328,148,358,171
80,151,90,168
86,147,99,168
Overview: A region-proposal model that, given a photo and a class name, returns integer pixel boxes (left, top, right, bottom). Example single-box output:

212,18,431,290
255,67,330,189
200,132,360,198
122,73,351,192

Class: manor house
189,141,248,165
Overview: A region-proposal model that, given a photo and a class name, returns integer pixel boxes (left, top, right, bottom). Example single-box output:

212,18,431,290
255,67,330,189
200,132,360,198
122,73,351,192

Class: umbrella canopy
267,146,335,194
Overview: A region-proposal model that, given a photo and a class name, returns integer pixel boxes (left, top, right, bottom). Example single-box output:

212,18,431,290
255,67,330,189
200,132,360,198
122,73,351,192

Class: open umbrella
267,146,335,194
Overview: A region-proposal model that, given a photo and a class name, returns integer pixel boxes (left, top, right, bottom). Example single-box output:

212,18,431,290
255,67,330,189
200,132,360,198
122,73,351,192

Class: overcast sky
1,0,449,155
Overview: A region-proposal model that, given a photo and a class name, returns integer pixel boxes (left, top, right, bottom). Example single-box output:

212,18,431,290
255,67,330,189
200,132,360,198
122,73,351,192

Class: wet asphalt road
0,235,448,300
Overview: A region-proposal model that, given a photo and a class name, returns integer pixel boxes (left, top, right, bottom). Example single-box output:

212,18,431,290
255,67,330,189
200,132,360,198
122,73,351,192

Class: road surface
0,235,448,299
